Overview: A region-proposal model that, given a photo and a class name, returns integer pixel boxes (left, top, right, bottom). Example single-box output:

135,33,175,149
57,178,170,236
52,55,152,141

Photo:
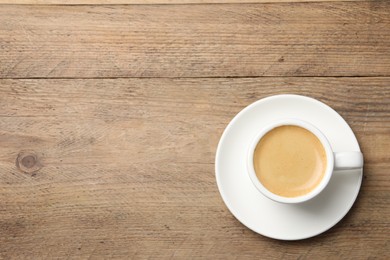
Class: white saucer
215,94,363,240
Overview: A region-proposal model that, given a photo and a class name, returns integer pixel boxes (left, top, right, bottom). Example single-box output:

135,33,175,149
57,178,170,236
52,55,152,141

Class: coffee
253,125,327,198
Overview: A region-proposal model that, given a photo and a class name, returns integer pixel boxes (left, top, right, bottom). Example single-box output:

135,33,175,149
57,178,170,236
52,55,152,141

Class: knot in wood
16,150,42,174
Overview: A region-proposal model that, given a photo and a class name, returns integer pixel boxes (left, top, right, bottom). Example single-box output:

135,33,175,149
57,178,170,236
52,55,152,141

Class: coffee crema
253,125,327,198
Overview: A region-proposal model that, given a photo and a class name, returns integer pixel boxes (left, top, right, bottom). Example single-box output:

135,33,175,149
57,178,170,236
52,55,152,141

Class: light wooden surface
0,0,368,4
1,2,389,78
1,78,389,258
1,1,389,259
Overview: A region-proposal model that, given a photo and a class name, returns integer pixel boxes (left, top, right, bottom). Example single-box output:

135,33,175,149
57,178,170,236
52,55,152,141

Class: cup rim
247,119,334,204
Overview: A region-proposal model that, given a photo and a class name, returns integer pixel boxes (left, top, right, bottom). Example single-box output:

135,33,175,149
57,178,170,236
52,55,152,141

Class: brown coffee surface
253,125,327,198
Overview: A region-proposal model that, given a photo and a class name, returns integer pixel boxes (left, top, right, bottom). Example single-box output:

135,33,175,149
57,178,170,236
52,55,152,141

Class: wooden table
0,0,389,258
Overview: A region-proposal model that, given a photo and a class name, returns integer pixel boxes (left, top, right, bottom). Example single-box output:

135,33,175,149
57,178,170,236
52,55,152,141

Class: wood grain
0,0,369,4
1,2,389,78
0,77,389,258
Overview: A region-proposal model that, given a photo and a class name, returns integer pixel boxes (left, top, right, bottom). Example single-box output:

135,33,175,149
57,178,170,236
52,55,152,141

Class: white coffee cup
247,119,363,204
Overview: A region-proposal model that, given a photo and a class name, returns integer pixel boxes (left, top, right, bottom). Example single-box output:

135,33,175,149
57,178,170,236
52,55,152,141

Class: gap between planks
1,76,390,80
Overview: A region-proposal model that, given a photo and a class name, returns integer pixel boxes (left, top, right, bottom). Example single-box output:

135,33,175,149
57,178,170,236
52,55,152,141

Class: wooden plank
0,77,389,258
0,0,369,5
1,2,389,78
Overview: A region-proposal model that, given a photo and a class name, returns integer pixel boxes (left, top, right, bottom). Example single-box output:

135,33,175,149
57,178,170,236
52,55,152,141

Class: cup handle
334,152,364,170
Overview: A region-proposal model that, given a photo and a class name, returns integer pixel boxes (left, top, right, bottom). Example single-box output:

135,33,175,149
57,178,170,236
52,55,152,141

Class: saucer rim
215,94,363,240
